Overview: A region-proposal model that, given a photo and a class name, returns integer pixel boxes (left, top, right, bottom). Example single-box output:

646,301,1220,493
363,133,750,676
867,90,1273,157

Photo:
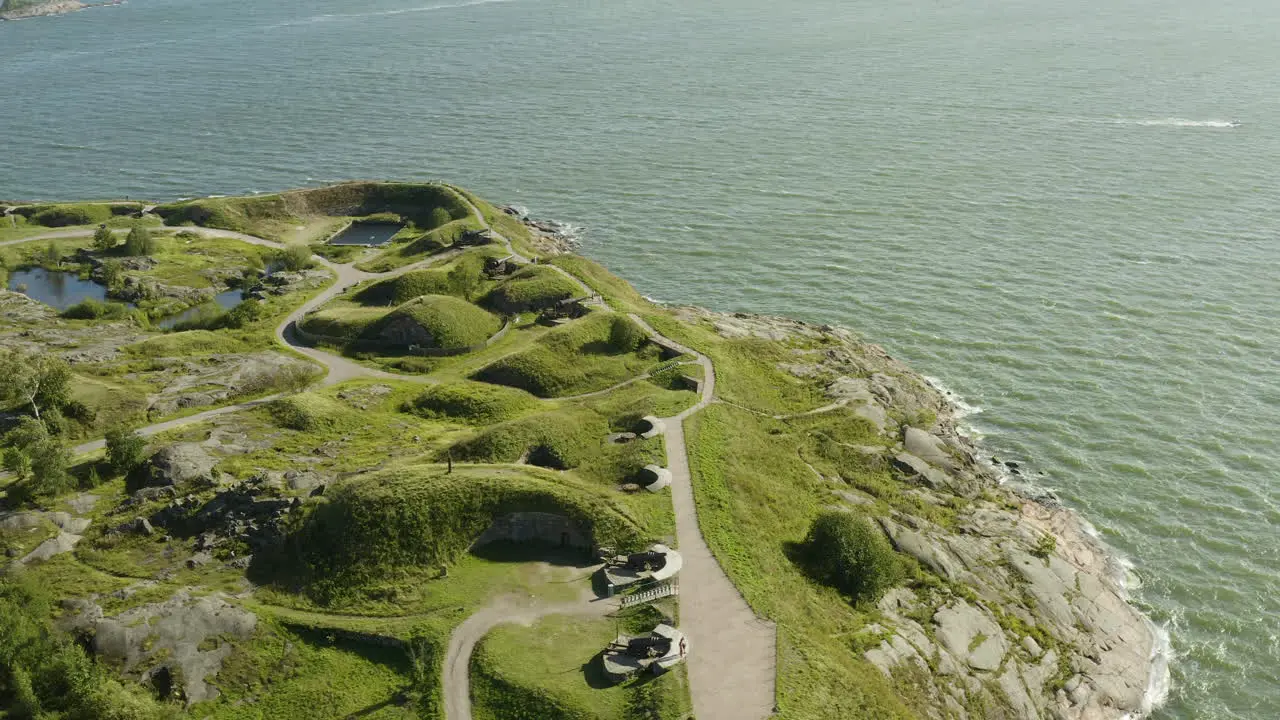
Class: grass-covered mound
154,182,472,241
268,392,353,431
12,202,139,227
446,408,607,470
472,313,658,397
485,265,581,313
402,382,538,424
287,466,645,603
363,295,501,350
353,253,491,306
297,306,387,340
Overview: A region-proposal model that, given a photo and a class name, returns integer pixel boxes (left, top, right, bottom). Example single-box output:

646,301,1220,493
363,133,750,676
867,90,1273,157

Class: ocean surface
2,0,1277,716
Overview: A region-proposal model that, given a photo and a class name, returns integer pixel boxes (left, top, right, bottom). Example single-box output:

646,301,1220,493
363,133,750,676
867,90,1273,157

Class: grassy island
0,182,1158,720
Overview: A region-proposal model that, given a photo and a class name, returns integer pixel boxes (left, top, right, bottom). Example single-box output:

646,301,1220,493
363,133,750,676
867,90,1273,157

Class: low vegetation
472,313,658,397
402,382,538,424
365,295,502,350
484,265,581,313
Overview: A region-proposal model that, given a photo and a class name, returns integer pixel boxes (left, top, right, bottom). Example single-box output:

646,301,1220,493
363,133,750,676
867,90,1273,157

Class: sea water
2,1,1278,716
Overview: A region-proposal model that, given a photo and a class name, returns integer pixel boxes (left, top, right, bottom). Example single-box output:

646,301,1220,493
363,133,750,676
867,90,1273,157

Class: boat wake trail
268,0,517,28
1111,118,1240,128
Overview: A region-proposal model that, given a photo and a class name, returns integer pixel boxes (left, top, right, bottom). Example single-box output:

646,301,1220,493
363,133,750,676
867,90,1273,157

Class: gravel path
443,590,615,720
629,314,779,720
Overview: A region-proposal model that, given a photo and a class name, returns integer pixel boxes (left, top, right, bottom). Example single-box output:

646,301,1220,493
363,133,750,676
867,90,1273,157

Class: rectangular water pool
329,222,404,246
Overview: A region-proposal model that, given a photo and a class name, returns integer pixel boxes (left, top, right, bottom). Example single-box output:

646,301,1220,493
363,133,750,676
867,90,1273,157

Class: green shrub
104,426,147,476
61,298,130,320
484,266,580,313
275,243,314,271
122,225,156,256
362,295,501,350
403,382,538,424
92,224,116,251
608,315,648,352
801,511,901,605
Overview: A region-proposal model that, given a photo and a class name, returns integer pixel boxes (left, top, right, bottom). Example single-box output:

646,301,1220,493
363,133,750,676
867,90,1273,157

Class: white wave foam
922,375,983,419
1112,118,1240,128
1140,620,1174,714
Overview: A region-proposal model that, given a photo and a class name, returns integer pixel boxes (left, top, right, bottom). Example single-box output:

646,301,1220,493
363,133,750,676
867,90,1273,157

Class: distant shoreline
0,0,122,22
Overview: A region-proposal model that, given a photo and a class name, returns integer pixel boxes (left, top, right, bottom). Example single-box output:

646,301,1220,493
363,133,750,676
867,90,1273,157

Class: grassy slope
471,312,661,397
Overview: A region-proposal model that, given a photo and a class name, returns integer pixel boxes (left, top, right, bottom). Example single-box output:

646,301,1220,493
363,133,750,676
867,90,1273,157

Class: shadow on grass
582,650,617,689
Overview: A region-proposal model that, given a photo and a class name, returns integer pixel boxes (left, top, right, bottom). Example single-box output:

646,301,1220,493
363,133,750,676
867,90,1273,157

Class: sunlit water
3,1,1278,716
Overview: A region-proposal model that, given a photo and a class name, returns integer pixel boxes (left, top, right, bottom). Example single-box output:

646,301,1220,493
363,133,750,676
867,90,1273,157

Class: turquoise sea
2,0,1277,716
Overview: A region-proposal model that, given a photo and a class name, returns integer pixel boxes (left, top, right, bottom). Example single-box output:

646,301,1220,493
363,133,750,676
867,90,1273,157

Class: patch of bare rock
60,589,256,705
675,306,1161,720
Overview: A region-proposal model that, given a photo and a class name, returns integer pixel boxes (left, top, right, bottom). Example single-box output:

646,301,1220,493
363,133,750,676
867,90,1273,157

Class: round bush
802,511,901,605
608,315,648,352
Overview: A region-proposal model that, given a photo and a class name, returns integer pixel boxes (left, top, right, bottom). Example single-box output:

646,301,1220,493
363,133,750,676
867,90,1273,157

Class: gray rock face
933,601,1008,671
78,590,256,705
133,443,219,490
20,531,82,564
904,427,957,470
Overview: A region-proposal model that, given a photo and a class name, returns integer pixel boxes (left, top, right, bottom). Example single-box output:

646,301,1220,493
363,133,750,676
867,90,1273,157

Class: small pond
328,222,404,246
7,268,110,311
155,289,244,329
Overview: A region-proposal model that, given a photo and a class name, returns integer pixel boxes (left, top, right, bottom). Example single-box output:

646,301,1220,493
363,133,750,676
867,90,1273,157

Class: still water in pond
328,222,403,246
7,268,109,311
154,289,244,329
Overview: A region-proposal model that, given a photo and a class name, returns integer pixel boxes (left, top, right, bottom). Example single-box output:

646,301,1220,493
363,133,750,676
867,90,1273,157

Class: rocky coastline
668,305,1168,719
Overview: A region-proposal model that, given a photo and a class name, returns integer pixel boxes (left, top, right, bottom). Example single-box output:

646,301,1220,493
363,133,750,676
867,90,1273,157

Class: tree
0,349,71,423
42,240,62,267
122,225,156,256
105,426,147,476
101,258,123,290
27,436,71,496
92,224,115,252
801,511,901,605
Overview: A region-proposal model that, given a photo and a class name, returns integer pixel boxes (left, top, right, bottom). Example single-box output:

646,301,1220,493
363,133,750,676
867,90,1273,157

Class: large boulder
129,443,219,492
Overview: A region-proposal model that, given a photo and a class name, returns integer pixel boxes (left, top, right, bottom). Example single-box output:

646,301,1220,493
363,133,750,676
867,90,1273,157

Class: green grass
549,255,650,312
472,313,660,398
354,251,496,306
684,404,914,719
194,619,417,720
485,265,582,313
402,382,539,424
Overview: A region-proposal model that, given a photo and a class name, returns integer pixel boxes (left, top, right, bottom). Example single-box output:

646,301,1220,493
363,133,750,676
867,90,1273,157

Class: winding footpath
628,315,778,720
